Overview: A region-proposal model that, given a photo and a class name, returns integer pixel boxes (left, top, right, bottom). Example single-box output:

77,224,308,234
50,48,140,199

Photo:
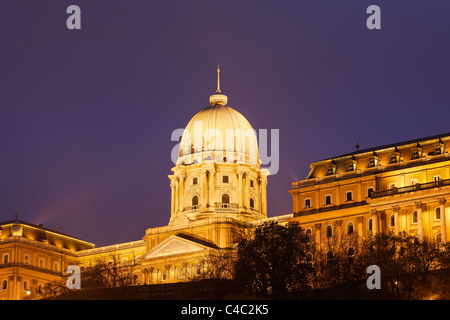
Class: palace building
290,133,450,250
0,67,291,300
1,67,449,299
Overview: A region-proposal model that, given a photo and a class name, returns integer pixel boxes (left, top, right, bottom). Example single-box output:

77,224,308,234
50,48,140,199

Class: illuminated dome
177,66,259,166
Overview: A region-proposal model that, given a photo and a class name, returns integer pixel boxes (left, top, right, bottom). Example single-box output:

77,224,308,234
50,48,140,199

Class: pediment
142,235,210,260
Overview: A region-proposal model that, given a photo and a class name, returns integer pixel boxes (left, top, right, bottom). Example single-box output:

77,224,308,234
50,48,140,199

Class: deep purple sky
1,1,450,247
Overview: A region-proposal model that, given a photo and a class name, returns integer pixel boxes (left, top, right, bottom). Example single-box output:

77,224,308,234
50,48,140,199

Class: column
174,179,179,214
179,172,185,211
415,201,423,241
392,205,400,235
208,169,215,210
438,197,447,244
314,223,322,247
260,175,268,216
370,209,379,235
356,216,364,238
237,171,243,209
201,169,208,211
170,181,176,215
244,173,250,211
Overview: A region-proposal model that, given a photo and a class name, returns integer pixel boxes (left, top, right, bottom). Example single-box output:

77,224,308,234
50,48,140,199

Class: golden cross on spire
216,63,221,94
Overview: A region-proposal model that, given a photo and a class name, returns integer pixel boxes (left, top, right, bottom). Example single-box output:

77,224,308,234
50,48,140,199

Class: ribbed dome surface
177,104,259,165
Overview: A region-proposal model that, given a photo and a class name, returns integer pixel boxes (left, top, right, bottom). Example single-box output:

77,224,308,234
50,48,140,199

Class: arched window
222,194,230,204
305,253,313,265
412,211,418,224
162,270,167,281
305,228,312,241
2,253,9,264
368,218,373,231
435,207,441,220
1,280,7,290
192,195,199,207
389,215,395,227
436,233,442,244
23,281,29,291
249,198,255,209
325,195,332,205
177,267,184,279
347,221,354,234
326,225,333,238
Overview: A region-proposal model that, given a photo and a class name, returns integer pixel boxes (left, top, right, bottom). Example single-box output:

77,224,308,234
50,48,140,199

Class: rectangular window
192,177,198,185
435,146,442,155
367,188,374,198
304,199,311,209
327,166,334,175
368,158,375,168
222,175,229,183
390,154,398,164
348,163,354,172
412,151,419,160
325,195,332,205
346,191,353,202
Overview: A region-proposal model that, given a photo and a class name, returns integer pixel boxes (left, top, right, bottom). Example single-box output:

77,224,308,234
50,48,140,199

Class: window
24,254,30,265
305,253,313,265
222,175,229,183
368,218,373,232
433,175,441,183
412,151,420,160
435,146,442,155
436,233,442,244
368,158,376,168
177,267,184,279
326,225,333,238
305,228,312,241
2,253,9,264
412,211,418,224
347,163,354,172
325,195,332,205
327,165,335,175
249,198,255,209
250,180,254,188
2,280,7,290
304,199,311,209
347,221,354,234
53,261,60,272
389,215,395,227
346,191,353,202
23,281,29,291
326,250,334,267
390,154,398,164
192,177,198,185
222,194,230,204
192,195,199,207
367,188,374,198
435,207,441,220
162,270,167,281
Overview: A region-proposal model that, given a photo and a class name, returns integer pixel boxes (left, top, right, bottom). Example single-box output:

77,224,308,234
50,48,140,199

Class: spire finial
216,63,221,94
209,64,227,106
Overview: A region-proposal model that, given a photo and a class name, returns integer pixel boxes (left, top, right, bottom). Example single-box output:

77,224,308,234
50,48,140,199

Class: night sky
1,1,450,247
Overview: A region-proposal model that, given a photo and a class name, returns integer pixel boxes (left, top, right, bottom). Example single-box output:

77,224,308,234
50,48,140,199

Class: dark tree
234,221,313,299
